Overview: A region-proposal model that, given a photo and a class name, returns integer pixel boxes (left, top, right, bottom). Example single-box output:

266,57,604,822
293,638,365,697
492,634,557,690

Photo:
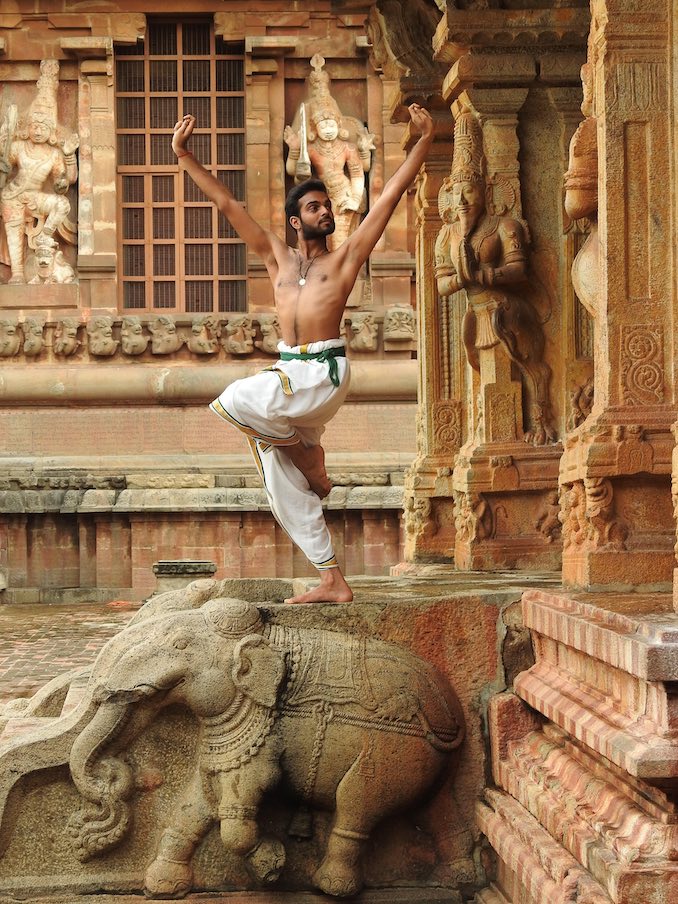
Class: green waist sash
279,346,346,387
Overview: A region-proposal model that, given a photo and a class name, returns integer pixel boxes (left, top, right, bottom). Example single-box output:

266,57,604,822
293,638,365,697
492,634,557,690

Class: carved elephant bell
65,596,464,898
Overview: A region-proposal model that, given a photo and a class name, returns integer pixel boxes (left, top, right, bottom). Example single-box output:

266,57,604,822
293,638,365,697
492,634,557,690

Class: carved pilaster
559,0,677,591
404,118,459,563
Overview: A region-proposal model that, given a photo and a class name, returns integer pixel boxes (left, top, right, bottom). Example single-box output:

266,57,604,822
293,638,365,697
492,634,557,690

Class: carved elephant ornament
63,597,464,898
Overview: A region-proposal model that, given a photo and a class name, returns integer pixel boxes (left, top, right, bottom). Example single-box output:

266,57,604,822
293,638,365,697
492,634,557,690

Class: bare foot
282,443,332,498
285,568,353,605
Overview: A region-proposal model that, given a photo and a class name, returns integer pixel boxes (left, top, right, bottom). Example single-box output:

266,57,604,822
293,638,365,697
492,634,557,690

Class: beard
301,219,335,240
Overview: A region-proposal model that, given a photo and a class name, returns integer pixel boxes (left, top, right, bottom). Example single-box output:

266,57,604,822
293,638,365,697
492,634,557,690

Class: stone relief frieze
0,313,412,362
404,494,438,543
0,590,464,900
383,305,416,342
453,490,495,543
560,478,628,551
534,491,562,544
567,376,594,431
0,60,78,286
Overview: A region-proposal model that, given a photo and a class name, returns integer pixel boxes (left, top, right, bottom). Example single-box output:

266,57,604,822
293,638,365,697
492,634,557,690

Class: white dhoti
209,338,350,570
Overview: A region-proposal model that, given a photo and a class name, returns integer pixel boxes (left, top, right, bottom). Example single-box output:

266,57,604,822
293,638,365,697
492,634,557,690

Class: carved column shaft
404,124,461,564
560,0,676,592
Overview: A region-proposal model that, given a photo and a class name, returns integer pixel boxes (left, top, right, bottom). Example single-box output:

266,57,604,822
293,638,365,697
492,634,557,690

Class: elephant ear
232,634,286,708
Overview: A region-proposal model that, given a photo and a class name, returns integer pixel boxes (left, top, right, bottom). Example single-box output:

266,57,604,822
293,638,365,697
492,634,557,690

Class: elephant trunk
67,700,135,862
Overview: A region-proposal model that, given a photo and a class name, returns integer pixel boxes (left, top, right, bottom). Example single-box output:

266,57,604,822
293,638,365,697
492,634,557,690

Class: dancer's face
297,191,335,239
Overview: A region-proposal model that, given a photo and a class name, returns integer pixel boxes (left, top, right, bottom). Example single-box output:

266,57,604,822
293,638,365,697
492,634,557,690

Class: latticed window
116,19,247,313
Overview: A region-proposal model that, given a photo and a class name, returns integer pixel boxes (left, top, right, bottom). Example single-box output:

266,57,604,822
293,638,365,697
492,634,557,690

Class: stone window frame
115,17,247,314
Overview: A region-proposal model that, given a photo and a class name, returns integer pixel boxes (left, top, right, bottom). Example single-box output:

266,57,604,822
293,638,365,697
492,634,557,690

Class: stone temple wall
0,3,421,600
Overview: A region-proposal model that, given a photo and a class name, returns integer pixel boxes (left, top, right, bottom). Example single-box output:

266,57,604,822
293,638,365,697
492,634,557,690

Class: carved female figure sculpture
0,60,78,285
436,108,555,445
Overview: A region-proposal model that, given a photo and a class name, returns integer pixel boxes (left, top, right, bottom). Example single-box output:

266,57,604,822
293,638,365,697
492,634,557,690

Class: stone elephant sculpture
63,595,464,898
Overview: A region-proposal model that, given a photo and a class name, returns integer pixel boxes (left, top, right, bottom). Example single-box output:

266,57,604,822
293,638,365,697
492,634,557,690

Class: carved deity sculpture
53,317,80,356
188,314,221,355
0,60,78,285
435,108,554,445
564,62,598,320
348,312,379,352
255,313,282,355
121,316,149,356
87,316,118,357
224,314,255,355
284,55,374,251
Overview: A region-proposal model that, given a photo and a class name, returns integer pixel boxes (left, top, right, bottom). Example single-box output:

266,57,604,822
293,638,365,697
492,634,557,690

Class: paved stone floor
0,601,139,703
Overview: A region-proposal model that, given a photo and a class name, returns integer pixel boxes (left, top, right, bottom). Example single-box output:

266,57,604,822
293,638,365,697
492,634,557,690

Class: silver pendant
298,278,306,286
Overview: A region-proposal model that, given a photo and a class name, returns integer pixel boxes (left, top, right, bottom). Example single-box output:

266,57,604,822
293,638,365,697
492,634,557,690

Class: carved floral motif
620,326,664,406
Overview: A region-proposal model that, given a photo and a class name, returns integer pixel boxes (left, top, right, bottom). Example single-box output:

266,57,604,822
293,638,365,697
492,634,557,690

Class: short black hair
285,179,328,223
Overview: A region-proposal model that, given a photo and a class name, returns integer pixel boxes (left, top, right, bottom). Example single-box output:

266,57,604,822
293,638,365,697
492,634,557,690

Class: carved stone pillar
443,89,562,572
432,4,588,574
403,122,462,563
559,0,676,592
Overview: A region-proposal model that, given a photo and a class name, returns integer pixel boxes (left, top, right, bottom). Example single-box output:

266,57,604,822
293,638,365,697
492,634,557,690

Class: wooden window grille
116,20,247,313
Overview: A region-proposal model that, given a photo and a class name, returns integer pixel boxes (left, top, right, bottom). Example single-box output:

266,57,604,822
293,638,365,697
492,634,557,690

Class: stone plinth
152,560,217,594
481,588,678,903
452,443,563,572
0,572,558,900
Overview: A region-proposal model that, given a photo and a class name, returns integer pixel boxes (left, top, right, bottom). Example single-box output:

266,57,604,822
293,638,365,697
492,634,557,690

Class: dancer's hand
172,114,195,156
408,104,434,141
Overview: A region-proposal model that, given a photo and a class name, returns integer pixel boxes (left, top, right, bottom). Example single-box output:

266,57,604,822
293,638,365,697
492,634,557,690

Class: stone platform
0,890,458,903
485,587,678,904
0,571,560,902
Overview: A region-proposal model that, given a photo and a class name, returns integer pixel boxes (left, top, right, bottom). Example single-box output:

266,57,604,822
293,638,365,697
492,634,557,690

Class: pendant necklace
297,250,326,287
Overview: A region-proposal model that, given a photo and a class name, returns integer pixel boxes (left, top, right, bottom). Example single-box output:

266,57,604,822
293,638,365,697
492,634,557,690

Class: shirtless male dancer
172,104,433,604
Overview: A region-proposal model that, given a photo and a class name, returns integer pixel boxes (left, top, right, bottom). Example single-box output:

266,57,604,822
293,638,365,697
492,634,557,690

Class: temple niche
284,54,375,253
0,60,78,286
